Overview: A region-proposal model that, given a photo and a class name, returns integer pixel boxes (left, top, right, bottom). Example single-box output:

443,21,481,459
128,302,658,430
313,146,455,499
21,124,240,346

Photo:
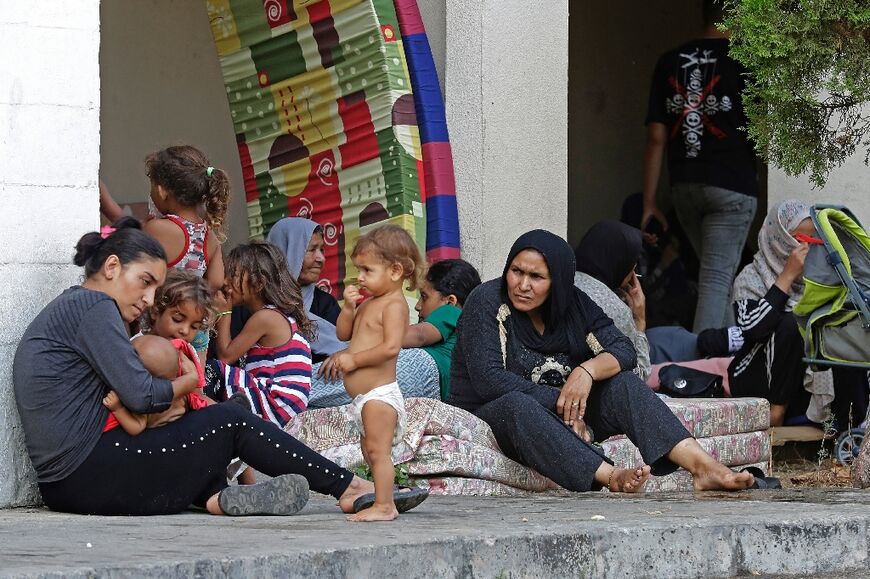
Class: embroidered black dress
449,280,691,491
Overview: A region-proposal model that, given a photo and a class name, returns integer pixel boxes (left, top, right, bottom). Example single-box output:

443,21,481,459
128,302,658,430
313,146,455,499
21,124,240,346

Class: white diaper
350,382,407,446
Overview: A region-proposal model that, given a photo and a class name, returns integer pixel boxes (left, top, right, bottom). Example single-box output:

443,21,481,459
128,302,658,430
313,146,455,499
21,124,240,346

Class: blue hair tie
206,166,214,177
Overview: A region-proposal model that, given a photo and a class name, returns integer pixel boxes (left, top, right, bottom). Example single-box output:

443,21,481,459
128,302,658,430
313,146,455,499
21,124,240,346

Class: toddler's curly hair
143,269,214,330
351,224,422,290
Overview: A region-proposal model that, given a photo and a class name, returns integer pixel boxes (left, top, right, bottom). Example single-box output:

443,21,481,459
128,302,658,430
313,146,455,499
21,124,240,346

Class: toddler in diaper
333,225,428,522
349,382,407,445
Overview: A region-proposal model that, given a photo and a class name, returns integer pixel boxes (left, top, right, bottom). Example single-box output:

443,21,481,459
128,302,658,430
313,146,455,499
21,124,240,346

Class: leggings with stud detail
39,403,352,515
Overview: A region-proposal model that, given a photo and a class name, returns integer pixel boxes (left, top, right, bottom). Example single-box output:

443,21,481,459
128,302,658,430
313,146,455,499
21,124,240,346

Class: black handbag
657,364,725,398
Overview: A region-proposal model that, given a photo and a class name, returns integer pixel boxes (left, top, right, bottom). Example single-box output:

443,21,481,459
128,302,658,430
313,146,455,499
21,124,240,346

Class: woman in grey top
13,218,414,516
448,229,755,492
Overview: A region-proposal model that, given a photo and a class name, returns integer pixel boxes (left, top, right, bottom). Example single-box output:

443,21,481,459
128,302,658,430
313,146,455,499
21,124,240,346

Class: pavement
1,489,869,578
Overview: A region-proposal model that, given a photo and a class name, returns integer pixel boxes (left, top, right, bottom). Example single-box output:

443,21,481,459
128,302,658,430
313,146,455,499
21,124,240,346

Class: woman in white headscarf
729,200,815,425
263,218,440,408
727,200,857,427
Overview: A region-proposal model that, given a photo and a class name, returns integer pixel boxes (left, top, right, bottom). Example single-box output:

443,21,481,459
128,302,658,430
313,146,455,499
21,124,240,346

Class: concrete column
0,2,101,507
445,0,569,280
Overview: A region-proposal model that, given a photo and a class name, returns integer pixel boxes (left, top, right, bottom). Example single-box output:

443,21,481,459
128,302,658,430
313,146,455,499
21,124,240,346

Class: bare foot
609,466,651,493
347,503,399,522
338,476,375,514
692,462,754,491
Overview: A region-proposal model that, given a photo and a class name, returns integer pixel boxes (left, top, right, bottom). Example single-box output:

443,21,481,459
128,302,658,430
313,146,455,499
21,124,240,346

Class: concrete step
1,490,867,578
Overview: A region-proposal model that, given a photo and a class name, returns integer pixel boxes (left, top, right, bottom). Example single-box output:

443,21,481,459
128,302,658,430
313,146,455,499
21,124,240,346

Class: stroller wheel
834,428,865,465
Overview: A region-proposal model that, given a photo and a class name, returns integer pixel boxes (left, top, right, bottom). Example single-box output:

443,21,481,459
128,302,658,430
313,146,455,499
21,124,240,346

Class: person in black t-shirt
641,0,758,333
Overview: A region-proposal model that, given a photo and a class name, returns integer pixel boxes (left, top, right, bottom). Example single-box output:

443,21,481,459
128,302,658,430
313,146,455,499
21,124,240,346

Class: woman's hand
103,390,122,411
317,350,346,382
776,242,809,292
557,365,594,426
333,351,358,374
619,271,647,332
145,397,187,428
178,351,197,379
571,418,592,442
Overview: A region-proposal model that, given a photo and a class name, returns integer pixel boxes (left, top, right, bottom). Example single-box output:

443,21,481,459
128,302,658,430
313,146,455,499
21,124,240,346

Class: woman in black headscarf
574,220,736,366
449,230,755,492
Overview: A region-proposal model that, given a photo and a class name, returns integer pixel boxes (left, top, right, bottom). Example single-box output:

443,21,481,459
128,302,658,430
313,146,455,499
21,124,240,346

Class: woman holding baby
12,219,394,517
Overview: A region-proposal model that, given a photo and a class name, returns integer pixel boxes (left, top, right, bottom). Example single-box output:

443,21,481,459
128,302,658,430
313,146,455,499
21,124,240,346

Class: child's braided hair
145,145,231,241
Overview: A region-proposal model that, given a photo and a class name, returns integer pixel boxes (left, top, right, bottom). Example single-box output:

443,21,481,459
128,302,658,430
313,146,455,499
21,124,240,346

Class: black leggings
39,403,352,515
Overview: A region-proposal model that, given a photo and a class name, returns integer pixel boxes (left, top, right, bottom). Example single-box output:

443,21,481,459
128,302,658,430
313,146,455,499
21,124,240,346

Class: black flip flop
352,486,429,513
741,466,782,490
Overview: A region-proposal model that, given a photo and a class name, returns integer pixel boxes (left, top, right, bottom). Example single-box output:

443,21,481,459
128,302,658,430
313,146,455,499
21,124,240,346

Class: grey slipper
218,474,310,516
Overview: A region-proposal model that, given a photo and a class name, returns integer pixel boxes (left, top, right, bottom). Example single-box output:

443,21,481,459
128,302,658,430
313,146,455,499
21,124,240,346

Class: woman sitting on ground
448,229,754,492
574,220,742,374
730,200,869,428
12,218,417,516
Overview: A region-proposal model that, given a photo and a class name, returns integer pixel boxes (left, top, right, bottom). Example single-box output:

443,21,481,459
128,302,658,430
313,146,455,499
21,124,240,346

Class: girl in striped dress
208,241,315,429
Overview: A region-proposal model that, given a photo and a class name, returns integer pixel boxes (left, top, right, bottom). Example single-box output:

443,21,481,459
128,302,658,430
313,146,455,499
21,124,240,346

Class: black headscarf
501,230,593,366
574,220,643,291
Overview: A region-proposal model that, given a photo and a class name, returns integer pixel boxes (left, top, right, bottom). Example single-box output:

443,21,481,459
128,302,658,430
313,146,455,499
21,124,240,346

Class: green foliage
353,463,411,486
724,0,870,185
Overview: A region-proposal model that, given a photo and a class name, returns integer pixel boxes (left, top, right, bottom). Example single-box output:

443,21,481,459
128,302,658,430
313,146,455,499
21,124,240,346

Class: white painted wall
0,1,101,507
446,0,569,280
768,148,870,225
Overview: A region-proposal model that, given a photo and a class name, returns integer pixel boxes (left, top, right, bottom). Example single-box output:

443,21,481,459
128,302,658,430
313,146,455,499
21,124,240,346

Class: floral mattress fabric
284,397,770,494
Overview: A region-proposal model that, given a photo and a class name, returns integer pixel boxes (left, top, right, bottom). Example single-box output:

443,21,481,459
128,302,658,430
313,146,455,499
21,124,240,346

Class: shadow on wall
567,0,702,246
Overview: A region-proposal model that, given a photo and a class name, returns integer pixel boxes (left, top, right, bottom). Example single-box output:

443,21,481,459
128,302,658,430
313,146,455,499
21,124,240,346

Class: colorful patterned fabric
213,311,312,427
163,214,208,275
393,0,459,261
205,0,459,300
285,396,771,494
653,397,770,439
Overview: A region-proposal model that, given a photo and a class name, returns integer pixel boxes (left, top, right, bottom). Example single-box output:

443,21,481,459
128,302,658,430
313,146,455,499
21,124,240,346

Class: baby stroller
793,204,870,464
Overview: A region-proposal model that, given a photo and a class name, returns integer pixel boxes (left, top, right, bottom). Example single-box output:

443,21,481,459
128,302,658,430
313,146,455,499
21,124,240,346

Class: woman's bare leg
593,462,651,492
667,438,754,490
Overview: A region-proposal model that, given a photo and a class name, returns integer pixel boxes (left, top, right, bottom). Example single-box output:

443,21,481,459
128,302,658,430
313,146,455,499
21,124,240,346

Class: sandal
218,474,309,516
352,486,429,513
741,466,782,490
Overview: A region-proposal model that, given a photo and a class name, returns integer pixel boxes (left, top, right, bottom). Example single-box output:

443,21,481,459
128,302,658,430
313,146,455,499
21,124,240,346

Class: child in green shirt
402,259,481,400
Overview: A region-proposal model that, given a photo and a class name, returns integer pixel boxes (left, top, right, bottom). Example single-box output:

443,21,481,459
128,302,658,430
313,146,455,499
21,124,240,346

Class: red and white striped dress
213,307,311,428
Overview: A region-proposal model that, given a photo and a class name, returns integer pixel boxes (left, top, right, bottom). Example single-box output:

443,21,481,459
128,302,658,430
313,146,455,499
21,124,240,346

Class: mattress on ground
410,461,769,496
286,397,770,494
660,397,769,438
602,430,770,469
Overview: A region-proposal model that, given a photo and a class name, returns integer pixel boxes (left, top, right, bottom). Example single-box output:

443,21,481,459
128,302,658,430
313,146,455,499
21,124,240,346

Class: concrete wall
0,2,101,507
567,1,701,246
447,0,569,279
768,146,870,225
99,0,249,246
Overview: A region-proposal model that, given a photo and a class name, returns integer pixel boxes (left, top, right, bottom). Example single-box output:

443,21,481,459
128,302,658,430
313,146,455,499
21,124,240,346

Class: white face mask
148,197,164,219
